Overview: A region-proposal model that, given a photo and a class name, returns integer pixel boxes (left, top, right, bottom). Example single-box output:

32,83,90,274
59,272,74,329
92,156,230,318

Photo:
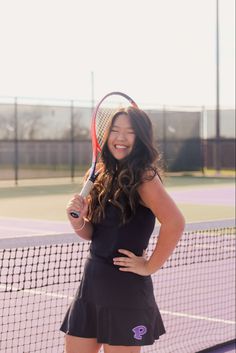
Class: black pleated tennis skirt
60,253,166,346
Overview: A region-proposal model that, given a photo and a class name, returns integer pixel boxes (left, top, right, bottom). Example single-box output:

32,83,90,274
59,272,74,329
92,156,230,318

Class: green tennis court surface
0,176,234,223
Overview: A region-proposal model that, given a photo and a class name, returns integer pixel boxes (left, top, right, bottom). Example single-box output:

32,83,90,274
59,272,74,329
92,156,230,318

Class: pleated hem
60,298,166,346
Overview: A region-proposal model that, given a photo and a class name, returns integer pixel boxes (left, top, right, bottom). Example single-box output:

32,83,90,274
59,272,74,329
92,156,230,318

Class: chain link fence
0,97,235,182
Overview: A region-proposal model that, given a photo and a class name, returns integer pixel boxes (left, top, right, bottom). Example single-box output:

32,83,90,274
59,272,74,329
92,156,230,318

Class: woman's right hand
66,194,88,223
66,194,93,240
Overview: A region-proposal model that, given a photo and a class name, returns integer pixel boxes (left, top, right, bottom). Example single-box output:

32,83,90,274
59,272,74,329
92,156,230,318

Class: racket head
69,92,138,218
90,92,138,166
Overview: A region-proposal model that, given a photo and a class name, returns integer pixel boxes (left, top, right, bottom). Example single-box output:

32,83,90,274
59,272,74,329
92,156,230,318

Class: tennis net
0,219,235,353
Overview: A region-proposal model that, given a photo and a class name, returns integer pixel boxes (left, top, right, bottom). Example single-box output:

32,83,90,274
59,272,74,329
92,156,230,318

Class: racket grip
69,179,95,218
80,179,94,198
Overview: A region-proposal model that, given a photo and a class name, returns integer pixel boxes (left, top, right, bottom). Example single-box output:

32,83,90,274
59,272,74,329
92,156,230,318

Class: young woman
60,107,185,353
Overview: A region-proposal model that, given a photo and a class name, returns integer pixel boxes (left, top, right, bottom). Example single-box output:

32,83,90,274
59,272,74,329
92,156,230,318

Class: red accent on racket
70,91,138,218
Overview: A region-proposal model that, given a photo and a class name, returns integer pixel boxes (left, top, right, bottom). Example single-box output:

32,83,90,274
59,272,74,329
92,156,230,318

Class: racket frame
70,92,138,218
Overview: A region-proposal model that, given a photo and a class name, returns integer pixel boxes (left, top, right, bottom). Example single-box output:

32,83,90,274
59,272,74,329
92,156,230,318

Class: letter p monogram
132,325,147,340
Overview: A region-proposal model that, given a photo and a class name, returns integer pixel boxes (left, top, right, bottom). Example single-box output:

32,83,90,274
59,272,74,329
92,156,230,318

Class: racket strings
94,93,137,152
96,108,118,148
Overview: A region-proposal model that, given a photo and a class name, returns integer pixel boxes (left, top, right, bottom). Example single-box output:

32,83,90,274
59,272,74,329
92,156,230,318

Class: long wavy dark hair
87,106,163,224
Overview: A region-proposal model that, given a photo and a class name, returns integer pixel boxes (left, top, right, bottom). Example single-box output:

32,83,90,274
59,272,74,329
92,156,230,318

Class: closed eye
110,128,135,134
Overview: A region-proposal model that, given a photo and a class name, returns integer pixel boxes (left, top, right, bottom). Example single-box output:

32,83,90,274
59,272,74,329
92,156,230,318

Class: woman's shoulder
137,168,163,208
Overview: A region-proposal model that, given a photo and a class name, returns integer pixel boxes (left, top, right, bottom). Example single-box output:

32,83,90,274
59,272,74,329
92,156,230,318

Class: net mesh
0,220,235,353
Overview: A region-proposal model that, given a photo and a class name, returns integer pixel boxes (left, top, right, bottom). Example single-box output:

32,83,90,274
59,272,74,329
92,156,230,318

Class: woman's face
107,113,136,160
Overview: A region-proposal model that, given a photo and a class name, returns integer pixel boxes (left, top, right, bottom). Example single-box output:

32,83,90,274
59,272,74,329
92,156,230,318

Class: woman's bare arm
113,175,185,275
138,175,185,274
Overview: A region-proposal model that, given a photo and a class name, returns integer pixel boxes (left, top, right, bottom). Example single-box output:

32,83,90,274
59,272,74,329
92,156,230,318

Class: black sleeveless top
90,202,155,263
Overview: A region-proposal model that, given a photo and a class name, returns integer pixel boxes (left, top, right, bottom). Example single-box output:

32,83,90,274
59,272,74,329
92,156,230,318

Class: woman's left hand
113,249,151,276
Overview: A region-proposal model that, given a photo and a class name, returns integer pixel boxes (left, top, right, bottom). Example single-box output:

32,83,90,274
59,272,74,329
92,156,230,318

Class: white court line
160,310,235,325
160,310,236,325
0,225,71,238
0,217,68,223
1,285,235,325
0,225,59,233
0,284,74,301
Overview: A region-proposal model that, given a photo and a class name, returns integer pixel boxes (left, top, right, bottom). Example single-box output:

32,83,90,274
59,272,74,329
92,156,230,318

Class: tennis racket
70,91,138,218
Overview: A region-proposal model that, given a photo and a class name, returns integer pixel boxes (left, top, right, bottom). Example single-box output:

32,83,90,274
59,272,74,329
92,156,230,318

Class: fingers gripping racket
70,91,138,218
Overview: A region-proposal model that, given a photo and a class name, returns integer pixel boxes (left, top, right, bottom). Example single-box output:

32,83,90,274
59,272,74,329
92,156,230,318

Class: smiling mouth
114,145,128,150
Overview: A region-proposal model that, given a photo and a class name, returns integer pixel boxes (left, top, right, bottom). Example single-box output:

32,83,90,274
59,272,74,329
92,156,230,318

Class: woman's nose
116,132,126,141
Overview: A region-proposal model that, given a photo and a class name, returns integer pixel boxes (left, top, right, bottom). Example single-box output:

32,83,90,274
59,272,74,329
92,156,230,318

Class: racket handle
69,179,95,218
80,179,95,197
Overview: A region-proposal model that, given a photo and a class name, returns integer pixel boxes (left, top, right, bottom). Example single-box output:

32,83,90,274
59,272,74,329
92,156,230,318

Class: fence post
200,106,207,175
215,0,221,174
14,97,18,185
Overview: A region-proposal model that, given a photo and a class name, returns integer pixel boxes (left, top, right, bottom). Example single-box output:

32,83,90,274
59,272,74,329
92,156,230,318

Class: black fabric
60,203,166,346
90,202,156,261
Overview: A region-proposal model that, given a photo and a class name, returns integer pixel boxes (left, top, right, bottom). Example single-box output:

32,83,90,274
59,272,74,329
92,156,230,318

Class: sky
0,0,235,108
